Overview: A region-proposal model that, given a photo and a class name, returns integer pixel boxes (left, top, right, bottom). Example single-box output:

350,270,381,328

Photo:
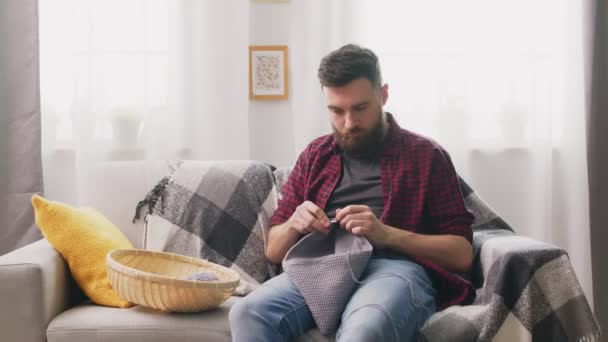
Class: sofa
0,160,600,342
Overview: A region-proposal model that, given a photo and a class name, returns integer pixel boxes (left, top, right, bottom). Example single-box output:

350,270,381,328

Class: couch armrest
473,229,599,340
421,230,600,341
472,229,566,289
470,228,516,288
0,239,79,342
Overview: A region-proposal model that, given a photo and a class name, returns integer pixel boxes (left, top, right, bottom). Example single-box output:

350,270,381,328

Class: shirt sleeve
425,147,474,243
270,144,312,227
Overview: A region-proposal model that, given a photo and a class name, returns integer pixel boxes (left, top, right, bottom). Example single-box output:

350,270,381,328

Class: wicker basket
106,249,240,312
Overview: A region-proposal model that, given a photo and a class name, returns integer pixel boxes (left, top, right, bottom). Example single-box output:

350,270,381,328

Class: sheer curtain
290,0,592,302
40,0,593,304
39,0,250,205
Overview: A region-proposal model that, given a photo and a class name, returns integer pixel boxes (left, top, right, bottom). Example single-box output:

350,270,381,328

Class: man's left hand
335,205,389,248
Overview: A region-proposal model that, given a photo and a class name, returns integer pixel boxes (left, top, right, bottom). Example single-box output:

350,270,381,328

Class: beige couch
0,160,598,341
0,161,331,342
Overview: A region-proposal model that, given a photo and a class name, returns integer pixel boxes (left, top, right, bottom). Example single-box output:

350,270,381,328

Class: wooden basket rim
106,249,240,289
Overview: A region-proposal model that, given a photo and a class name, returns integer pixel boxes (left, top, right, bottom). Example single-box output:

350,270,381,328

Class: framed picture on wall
249,45,289,100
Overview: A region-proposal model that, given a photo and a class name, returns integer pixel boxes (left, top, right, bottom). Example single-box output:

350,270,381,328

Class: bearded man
229,44,474,342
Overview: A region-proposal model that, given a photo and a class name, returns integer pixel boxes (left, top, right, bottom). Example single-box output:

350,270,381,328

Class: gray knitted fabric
283,226,373,335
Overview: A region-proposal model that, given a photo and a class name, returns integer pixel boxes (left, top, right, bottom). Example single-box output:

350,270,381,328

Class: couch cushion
31,195,133,308
47,298,333,342
47,299,235,342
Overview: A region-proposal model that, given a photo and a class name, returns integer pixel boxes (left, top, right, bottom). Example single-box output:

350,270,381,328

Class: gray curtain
0,0,43,255
586,0,607,339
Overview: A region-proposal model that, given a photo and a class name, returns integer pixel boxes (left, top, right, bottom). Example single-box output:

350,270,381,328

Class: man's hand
267,201,330,264
334,205,473,272
287,201,331,235
335,205,388,247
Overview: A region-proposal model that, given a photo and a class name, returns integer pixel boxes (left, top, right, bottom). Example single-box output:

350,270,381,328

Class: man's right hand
287,201,331,235
266,201,331,264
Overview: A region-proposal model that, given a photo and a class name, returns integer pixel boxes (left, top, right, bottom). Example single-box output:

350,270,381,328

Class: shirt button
322,192,328,198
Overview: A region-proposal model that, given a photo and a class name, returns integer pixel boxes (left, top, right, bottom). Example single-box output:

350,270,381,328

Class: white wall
186,1,252,161
248,2,296,168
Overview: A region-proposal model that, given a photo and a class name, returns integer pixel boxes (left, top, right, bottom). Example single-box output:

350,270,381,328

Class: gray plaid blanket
134,160,280,295
417,179,600,342
136,162,600,341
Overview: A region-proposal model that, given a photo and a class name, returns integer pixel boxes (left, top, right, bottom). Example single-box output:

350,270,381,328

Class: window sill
47,146,192,160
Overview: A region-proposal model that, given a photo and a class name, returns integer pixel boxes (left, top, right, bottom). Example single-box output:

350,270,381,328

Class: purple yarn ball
186,271,219,281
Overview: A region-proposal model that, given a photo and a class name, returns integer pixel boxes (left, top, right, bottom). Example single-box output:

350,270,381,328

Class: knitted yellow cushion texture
31,195,133,308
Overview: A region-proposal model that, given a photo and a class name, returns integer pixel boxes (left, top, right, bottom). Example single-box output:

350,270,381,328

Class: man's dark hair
318,44,383,89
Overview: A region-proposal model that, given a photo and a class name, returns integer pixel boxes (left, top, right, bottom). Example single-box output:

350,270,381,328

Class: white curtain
289,0,592,303
39,0,250,205
288,0,348,152
40,0,593,304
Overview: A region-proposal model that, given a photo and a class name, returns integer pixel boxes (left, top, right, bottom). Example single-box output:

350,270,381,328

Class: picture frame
249,45,289,100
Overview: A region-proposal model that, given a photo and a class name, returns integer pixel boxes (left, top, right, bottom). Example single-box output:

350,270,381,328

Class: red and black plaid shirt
271,113,475,310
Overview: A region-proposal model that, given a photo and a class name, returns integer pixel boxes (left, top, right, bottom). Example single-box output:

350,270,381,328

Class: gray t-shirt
324,150,383,220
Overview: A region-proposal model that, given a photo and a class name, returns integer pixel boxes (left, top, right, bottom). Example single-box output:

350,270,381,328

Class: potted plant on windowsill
109,106,143,149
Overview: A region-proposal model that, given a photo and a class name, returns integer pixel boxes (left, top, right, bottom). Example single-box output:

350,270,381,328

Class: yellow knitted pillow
31,195,133,308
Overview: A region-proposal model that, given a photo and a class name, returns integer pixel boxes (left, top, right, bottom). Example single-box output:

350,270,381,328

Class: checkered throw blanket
134,160,280,296
417,179,601,342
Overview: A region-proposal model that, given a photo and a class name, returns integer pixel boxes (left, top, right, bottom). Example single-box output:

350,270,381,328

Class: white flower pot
111,118,141,148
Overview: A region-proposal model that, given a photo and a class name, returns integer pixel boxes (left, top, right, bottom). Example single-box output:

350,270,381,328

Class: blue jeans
229,257,436,342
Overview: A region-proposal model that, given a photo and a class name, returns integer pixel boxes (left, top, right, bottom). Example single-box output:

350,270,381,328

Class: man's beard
332,111,387,154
